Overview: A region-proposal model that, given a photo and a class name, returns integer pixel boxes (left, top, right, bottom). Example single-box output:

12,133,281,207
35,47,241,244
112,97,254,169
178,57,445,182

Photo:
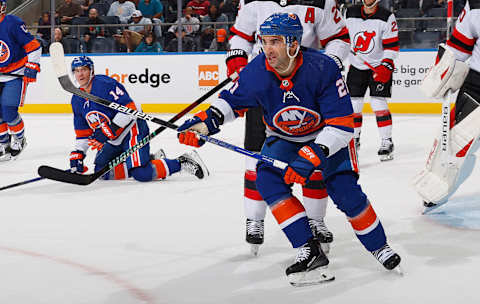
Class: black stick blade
38,166,93,185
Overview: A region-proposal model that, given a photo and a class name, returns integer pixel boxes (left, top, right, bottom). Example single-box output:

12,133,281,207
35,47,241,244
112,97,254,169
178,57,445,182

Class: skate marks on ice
423,194,480,230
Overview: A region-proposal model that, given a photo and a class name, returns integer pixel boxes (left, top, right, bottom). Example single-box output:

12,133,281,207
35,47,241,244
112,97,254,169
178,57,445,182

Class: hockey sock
244,169,267,220
0,122,8,144
302,171,328,220
161,158,181,174
6,114,24,140
371,97,392,140
347,200,387,251
351,97,364,139
270,196,312,248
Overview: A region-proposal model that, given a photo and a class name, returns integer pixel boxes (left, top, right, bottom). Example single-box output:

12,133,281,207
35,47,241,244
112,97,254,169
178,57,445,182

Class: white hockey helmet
362,0,380,9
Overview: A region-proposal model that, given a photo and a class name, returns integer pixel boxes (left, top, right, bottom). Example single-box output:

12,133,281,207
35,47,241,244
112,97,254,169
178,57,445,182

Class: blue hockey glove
24,62,40,83
177,106,224,147
284,144,328,185
70,150,87,173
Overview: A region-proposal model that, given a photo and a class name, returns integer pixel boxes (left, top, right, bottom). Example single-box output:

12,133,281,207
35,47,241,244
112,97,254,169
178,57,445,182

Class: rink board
20,49,442,114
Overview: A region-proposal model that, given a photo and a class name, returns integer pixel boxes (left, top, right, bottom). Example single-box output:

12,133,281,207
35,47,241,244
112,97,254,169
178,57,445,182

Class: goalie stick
39,42,237,185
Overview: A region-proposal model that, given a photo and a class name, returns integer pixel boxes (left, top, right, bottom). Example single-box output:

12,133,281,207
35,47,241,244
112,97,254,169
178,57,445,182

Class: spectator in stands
82,8,106,50
107,0,136,23
137,0,163,21
58,0,84,25
114,10,150,52
185,0,210,17
208,28,228,51
166,28,197,52
53,27,65,44
37,12,53,43
219,0,239,25
128,9,152,35
87,0,112,16
168,6,200,38
199,4,228,50
135,32,163,52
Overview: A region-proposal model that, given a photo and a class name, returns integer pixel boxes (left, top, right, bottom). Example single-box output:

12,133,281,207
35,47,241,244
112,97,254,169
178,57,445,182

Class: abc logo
198,65,219,86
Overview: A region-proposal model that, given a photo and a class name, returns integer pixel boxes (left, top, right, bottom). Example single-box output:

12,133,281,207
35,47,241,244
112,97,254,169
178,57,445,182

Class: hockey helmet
259,13,303,46
71,56,94,72
0,0,6,15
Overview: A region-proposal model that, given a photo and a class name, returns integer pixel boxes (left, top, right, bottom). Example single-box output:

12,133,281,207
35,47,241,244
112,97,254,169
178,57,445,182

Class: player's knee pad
1,106,20,123
256,164,292,206
325,172,367,217
370,96,388,111
130,164,155,182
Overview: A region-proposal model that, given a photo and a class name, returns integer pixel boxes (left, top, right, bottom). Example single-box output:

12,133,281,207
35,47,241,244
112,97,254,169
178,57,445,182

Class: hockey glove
373,59,394,83
226,49,248,78
70,150,88,173
177,106,224,147
24,62,40,83
88,137,104,151
98,121,124,141
284,144,328,186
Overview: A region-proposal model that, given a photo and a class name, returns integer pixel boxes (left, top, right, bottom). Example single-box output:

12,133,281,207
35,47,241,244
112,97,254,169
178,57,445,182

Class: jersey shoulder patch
470,0,480,9
244,0,325,9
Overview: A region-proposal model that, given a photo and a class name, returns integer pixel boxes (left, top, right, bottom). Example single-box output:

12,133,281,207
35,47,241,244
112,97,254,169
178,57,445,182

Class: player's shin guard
371,97,392,140
270,196,312,248
351,97,364,146
348,200,387,252
6,114,25,140
0,122,8,144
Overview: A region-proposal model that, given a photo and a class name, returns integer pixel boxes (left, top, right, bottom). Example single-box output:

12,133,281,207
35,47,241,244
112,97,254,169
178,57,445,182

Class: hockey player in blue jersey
177,13,401,286
69,56,209,182
0,0,41,161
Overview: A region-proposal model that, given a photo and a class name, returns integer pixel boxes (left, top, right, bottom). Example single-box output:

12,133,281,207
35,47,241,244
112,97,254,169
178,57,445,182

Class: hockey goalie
414,1,480,208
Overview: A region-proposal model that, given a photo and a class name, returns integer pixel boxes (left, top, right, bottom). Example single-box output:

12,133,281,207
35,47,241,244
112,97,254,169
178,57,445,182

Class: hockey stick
0,72,23,78
350,50,376,72
38,42,237,185
0,176,44,191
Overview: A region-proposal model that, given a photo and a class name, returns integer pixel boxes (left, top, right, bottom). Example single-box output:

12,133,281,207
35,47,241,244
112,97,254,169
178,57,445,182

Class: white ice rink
1,113,480,304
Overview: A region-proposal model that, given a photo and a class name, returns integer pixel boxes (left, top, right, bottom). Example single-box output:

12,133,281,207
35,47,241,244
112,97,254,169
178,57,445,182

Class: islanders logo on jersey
0,40,11,64
272,106,321,136
85,111,111,130
353,31,376,54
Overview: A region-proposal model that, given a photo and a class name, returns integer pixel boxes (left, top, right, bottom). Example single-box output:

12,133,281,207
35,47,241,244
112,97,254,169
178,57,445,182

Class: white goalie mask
362,0,380,9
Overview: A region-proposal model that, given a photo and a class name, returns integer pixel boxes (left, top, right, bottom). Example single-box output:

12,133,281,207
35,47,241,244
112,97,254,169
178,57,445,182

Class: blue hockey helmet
71,56,94,72
0,0,6,15
259,13,303,46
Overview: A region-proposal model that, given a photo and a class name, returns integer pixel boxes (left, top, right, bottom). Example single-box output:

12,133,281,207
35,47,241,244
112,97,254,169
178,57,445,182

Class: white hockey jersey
447,0,480,73
229,0,350,59
345,4,399,70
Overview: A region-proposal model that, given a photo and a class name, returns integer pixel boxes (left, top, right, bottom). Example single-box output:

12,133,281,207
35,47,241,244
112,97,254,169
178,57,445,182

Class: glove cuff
226,49,248,63
381,59,394,71
70,150,85,160
25,62,40,72
298,144,328,168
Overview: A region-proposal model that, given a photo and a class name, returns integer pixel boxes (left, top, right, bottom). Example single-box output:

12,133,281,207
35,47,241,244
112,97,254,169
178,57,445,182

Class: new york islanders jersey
230,0,350,59
0,14,41,81
447,0,480,73
345,5,399,70
71,75,143,152
212,48,354,156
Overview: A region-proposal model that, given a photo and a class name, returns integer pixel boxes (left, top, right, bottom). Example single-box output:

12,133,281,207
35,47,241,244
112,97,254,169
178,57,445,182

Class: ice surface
1,114,480,304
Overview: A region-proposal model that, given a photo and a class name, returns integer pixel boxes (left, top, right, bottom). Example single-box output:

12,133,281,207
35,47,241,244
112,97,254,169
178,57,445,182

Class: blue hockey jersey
0,15,41,74
71,75,144,152
212,47,354,156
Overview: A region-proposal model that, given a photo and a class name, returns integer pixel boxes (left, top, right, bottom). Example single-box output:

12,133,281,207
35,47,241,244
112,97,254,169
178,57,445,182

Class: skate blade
391,265,404,276
379,153,394,162
288,266,335,287
250,244,260,256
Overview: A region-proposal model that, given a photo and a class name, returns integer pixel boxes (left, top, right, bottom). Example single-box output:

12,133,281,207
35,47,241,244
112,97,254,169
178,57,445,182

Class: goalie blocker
414,44,480,206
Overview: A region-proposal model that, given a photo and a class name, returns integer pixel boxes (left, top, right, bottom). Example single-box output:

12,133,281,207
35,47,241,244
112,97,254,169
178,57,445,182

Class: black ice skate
178,150,209,179
8,136,26,158
378,138,394,161
286,237,334,287
308,218,333,254
371,244,402,274
246,219,264,256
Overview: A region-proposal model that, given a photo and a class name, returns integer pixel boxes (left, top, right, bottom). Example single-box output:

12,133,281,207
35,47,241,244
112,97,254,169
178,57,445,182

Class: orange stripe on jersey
151,159,167,179
8,121,24,133
349,203,377,231
114,163,127,179
125,101,137,110
320,26,350,47
230,26,255,42
271,196,306,225
0,57,27,73
23,39,41,54
75,128,93,138
325,114,354,129
19,80,27,107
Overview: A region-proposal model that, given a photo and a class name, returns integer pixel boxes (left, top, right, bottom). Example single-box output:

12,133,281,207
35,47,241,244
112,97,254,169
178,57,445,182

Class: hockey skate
245,219,264,256
9,136,26,158
178,150,209,179
308,218,333,255
378,138,394,161
150,148,166,160
371,244,402,274
0,142,12,162
286,237,334,287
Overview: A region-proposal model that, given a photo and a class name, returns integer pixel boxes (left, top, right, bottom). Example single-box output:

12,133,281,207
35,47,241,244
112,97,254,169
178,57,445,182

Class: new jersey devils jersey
447,0,480,73
212,48,354,156
230,0,350,59
345,5,399,70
